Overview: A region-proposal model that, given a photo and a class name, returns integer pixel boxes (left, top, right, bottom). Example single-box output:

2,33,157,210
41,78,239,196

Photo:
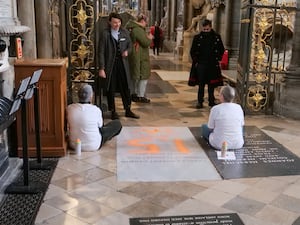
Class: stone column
182,0,195,62
166,0,171,40
35,0,52,58
150,0,156,25
224,0,241,69
157,1,163,24
183,0,193,30
17,0,37,58
169,0,177,41
177,0,184,27
273,5,300,119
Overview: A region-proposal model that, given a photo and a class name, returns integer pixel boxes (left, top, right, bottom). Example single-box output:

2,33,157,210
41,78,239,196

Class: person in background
126,13,153,103
67,84,122,151
201,85,244,150
150,21,163,55
98,12,139,119
190,19,225,108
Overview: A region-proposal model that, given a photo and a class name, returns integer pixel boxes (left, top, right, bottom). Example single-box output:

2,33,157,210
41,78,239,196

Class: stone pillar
182,0,195,62
150,0,156,25
224,0,241,69
177,0,184,27
17,0,37,58
274,7,300,119
35,0,52,58
183,0,193,30
157,1,164,24
169,0,177,41
160,2,168,39
166,0,171,40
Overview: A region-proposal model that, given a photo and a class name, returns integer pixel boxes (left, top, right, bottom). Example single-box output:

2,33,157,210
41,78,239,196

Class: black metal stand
5,99,47,194
29,86,56,170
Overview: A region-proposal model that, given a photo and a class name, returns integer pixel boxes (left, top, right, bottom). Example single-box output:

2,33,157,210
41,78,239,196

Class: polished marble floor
35,52,300,225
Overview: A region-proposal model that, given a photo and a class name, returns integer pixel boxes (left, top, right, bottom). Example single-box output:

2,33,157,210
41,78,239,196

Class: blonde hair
137,14,147,22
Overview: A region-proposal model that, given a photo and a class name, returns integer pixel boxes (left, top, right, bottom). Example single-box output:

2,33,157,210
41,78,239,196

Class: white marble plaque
0,0,12,18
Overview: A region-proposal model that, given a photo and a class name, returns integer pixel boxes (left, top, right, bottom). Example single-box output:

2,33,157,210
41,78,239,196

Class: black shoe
139,97,150,103
196,102,203,109
131,94,139,102
125,109,140,119
111,111,119,120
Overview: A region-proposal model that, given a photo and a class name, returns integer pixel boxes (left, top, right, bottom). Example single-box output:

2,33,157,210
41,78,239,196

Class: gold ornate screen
68,0,96,82
245,0,296,112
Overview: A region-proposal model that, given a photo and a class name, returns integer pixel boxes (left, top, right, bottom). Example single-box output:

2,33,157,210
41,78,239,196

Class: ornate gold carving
246,0,295,112
68,0,95,82
241,19,251,24
71,70,94,81
247,85,268,111
76,4,89,26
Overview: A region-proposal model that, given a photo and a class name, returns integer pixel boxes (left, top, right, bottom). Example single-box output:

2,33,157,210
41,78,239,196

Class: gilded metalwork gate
66,0,100,104
237,0,296,114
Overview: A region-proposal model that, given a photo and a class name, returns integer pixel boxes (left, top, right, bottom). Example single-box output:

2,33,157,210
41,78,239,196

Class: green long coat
126,20,152,80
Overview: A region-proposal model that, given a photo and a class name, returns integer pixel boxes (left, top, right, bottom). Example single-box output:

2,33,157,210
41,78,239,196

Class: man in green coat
126,14,153,103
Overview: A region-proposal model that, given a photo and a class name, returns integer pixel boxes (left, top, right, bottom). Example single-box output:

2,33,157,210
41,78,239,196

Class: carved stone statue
186,0,225,32
160,6,168,31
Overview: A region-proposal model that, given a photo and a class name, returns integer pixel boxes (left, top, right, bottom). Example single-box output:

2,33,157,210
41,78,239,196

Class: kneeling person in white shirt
67,84,122,151
201,85,244,150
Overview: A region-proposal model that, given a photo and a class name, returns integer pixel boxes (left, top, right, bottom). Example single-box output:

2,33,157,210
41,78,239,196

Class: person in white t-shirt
201,85,244,149
67,84,122,151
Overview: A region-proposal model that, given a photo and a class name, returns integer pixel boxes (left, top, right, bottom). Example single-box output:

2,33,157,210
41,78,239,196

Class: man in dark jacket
190,19,225,108
98,12,139,119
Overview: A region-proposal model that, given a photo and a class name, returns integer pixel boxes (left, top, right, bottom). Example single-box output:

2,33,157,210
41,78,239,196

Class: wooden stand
14,59,67,157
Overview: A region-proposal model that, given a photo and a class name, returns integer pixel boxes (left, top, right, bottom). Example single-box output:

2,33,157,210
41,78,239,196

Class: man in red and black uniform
190,19,225,108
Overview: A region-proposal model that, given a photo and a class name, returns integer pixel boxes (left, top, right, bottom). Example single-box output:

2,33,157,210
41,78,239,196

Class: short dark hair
202,19,212,27
108,12,122,23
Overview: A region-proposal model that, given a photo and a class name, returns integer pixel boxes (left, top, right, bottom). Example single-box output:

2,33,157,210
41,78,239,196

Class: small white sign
216,151,236,160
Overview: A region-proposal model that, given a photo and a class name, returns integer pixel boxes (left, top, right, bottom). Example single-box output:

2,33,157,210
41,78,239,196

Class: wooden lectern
14,59,67,157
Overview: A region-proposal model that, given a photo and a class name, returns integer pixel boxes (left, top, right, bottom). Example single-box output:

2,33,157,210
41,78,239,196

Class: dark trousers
107,58,131,111
153,40,160,55
100,119,122,147
198,83,215,105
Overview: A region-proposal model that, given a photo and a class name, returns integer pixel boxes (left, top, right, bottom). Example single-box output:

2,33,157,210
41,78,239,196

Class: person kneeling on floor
201,85,244,150
67,84,122,151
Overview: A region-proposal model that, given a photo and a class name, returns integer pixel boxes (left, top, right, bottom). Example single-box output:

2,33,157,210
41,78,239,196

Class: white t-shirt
67,103,103,151
208,102,244,149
